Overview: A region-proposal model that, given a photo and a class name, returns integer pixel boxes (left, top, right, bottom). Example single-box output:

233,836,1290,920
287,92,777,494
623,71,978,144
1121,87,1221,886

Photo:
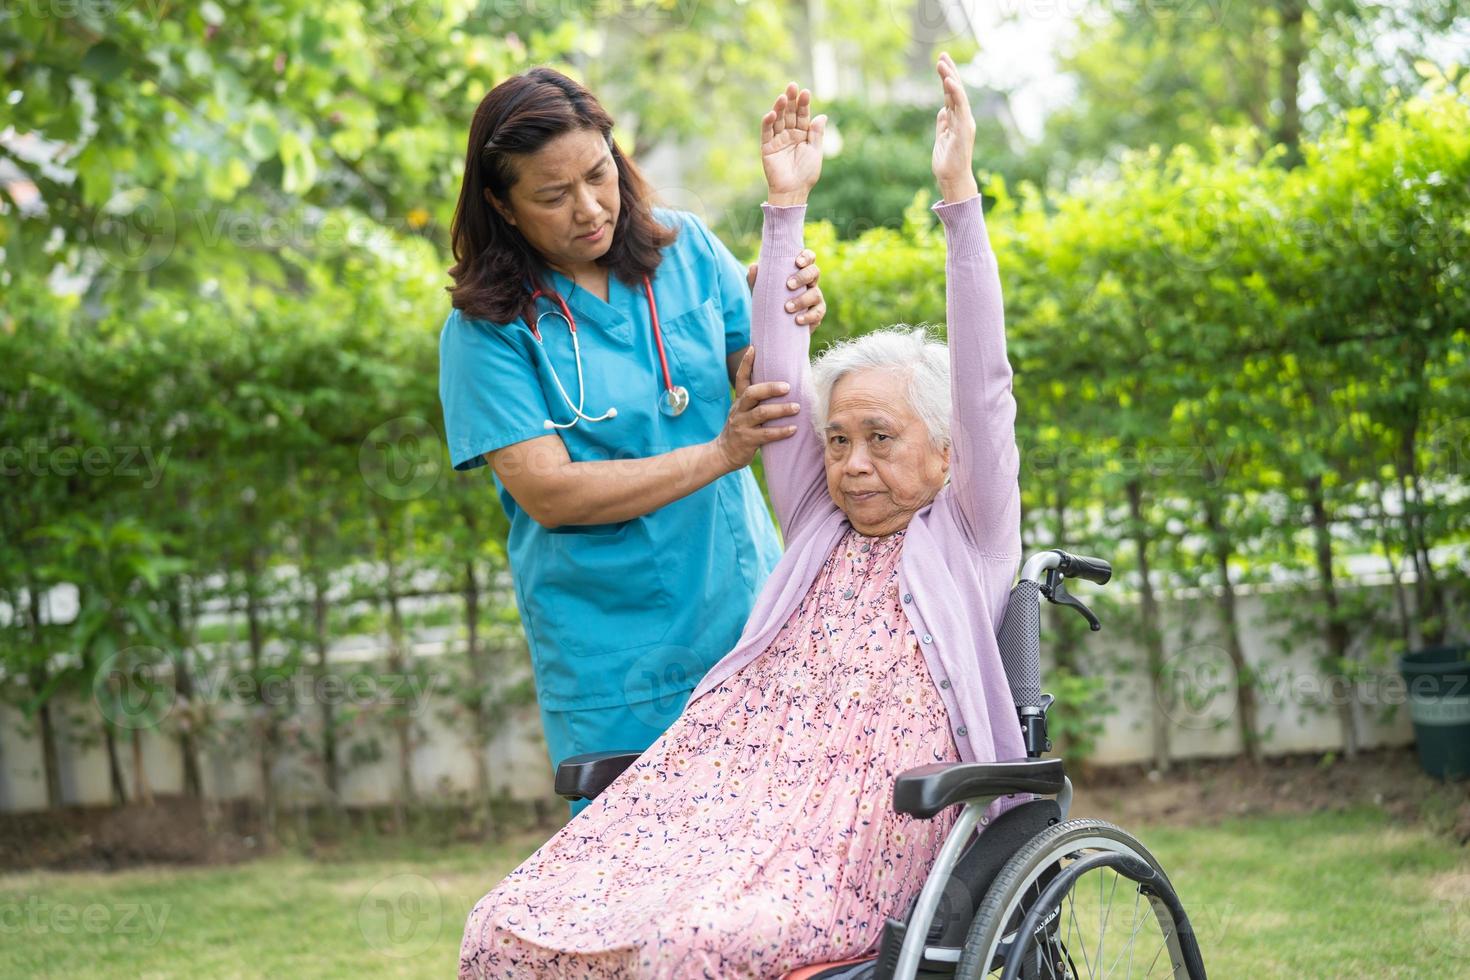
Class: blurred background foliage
0,0,1467,815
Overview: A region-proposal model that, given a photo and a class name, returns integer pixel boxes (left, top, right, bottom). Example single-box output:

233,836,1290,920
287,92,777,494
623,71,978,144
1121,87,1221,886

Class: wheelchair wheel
953,818,1206,979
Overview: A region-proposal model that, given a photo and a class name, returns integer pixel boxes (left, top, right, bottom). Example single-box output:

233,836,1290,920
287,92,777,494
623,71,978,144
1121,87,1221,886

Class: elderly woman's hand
932,52,979,203
747,248,826,332
761,82,826,208
713,347,801,471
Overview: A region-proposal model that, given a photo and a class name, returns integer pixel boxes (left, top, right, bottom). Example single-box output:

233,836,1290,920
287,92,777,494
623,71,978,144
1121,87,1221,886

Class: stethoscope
526,275,690,430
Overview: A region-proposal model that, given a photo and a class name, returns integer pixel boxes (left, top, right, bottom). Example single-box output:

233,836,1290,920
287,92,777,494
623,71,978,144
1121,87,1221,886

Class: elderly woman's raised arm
935,196,1021,557
931,53,1021,558
751,204,831,535
751,83,835,537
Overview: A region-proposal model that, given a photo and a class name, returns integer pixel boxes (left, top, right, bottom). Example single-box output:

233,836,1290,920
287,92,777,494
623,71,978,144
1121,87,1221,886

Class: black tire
953,818,1202,979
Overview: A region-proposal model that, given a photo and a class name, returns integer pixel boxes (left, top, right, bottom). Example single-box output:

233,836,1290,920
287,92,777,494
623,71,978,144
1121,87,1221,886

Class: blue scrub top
438,208,782,712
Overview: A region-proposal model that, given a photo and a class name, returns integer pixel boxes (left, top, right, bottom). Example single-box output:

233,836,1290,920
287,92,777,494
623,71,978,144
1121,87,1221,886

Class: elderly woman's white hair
810,326,952,448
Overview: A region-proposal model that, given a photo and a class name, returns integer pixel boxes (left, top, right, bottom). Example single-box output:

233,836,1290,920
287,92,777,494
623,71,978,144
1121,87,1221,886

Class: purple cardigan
688,195,1029,818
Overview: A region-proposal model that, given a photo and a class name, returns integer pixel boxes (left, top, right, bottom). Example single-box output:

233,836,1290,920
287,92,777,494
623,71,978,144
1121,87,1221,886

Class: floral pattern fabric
459,526,962,979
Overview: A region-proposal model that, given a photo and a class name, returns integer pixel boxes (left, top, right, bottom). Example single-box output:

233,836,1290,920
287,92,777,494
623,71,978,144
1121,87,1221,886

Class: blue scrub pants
540,686,696,818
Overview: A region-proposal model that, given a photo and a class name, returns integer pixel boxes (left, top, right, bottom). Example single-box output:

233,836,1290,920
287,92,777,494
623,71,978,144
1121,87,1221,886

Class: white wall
0,582,1428,814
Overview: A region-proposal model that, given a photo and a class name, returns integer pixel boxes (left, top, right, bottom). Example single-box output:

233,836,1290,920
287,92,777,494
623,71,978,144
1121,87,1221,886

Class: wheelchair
554,549,1209,979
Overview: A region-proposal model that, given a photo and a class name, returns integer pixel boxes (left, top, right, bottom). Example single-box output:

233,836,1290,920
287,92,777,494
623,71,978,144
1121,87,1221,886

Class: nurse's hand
713,346,800,470
747,248,825,331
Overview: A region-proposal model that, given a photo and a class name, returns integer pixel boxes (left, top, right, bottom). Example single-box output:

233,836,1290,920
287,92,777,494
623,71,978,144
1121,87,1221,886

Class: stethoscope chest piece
660,384,690,417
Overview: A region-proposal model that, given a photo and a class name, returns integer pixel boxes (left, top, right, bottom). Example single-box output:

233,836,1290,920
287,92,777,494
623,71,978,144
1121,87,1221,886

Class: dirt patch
1068,745,1470,842
0,796,265,872
1427,869,1470,900
0,794,559,873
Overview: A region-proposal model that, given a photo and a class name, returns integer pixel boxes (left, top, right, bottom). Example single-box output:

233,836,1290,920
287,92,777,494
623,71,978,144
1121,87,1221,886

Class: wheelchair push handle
1004,547,1114,758
1018,548,1112,586
1014,548,1112,636
1057,550,1112,585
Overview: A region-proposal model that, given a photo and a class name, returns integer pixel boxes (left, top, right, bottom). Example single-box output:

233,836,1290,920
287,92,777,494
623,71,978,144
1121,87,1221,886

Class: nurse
438,67,828,817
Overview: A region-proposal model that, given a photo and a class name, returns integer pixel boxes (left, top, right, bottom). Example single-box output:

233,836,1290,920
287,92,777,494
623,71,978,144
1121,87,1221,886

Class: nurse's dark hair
448,67,677,323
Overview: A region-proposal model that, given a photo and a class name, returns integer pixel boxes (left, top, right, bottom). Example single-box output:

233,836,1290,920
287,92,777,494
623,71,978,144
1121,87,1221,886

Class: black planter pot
1398,645,1470,781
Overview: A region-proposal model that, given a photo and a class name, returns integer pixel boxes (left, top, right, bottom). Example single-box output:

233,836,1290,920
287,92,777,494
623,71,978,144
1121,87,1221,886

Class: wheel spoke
1067,882,1095,978
1097,868,1119,974
1108,886,1146,978
1064,885,1077,976
970,822,1196,980
1099,884,1148,977
1044,871,1177,979
1097,865,1104,972
1143,926,1174,977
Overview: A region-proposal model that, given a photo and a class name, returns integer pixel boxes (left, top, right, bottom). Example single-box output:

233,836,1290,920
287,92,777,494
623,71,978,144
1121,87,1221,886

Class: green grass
1138,806,1470,978
1,807,1465,978
0,834,542,979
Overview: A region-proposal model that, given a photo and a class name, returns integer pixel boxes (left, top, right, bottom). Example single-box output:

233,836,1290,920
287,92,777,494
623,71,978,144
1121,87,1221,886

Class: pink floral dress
459,526,962,979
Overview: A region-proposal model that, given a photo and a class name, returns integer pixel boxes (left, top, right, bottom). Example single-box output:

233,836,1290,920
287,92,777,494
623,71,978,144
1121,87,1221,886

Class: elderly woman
459,53,1025,979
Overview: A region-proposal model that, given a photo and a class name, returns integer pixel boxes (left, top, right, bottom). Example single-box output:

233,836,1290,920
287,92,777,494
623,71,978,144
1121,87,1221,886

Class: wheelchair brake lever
1042,572,1102,631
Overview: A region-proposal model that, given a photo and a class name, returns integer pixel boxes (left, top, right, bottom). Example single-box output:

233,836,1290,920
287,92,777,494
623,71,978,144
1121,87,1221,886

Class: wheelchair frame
553,549,1209,979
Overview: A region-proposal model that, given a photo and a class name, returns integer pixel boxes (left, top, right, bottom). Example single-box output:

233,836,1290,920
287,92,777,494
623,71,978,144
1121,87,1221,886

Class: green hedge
3,67,1467,805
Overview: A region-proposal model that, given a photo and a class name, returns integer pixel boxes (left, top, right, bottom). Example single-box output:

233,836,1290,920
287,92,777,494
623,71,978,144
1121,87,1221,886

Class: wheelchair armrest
554,750,644,802
893,757,1066,819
